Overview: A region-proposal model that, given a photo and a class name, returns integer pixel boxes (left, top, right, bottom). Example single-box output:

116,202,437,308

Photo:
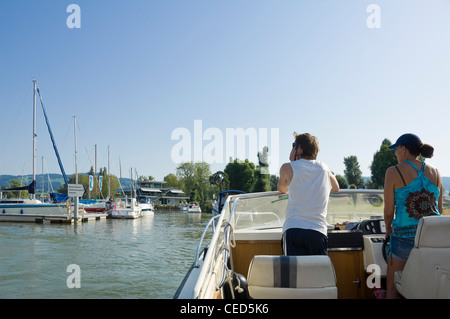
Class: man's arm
277,163,293,194
329,171,340,193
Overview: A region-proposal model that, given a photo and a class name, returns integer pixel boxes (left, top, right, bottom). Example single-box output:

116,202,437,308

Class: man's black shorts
282,228,328,256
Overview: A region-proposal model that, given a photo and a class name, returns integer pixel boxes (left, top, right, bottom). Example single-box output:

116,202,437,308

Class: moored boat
0,80,71,222
111,197,142,219
79,199,107,213
0,197,69,222
137,195,154,217
174,190,450,299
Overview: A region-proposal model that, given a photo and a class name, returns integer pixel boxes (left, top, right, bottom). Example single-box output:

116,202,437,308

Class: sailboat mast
74,115,78,184
41,156,44,197
108,145,110,198
32,80,37,200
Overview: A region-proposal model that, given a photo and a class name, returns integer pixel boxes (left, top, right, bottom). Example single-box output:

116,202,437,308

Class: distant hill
0,174,66,192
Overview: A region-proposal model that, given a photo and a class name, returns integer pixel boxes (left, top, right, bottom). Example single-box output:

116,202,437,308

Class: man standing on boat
278,133,340,256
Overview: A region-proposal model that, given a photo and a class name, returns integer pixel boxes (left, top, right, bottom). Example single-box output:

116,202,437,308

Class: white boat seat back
394,216,450,299
247,255,337,299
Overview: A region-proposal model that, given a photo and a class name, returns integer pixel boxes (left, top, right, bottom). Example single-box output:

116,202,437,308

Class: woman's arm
384,167,396,238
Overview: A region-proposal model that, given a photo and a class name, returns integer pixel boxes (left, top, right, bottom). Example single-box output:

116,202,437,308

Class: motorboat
79,199,107,213
174,190,450,299
111,197,142,219
187,202,202,214
137,195,154,217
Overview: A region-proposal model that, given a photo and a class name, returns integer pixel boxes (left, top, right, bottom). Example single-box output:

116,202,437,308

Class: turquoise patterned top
393,161,440,238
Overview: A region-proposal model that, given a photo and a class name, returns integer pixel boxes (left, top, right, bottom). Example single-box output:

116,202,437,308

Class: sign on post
68,184,85,197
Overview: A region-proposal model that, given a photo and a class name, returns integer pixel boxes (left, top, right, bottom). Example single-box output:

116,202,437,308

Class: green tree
209,171,229,193
176,162,197,201
176,162,211,204
369,138,397,189
164,173,182,189
99,171,120,199
57,168,119,199
1,179,28,199
269,175,279,191
224,159,255,192
138,175,155,182
344,156,365,189
335,174,348,189
195,162,212,204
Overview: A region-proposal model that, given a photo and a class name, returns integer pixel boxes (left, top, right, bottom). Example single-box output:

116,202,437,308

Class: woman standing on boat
278,133,340,256
384,133,444,299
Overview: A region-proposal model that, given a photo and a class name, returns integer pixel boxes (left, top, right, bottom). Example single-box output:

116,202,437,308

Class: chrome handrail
217,195,240,289
333,189,384,194
193,214,220,268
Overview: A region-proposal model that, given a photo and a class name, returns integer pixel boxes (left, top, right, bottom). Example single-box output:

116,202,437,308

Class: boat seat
247,255,337,299
394,216,450,299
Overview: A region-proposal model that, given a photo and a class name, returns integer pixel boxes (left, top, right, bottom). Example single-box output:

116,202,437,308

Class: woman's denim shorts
390,235,415,262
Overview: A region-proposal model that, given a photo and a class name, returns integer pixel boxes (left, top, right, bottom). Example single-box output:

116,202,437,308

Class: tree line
163,146,278,207
337,138,397,189
163,139,397,207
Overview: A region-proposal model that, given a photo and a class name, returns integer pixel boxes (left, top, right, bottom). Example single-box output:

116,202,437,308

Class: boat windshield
232,193,287,230
231,191,386,231
137,196,151,204
327,191,384,226
231,191,450,231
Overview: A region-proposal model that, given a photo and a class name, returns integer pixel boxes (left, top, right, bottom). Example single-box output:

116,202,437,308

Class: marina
0,80,154,224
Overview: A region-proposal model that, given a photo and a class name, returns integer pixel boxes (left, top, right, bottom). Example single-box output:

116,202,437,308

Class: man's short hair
294,132,319,160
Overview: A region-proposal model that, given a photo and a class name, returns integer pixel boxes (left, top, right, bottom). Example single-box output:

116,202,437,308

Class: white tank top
283,159,332,236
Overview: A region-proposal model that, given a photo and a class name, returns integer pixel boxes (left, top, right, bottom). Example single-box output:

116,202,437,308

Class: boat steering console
357,219,389,276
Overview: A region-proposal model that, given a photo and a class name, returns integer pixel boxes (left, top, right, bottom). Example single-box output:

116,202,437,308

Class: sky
1,0,450,182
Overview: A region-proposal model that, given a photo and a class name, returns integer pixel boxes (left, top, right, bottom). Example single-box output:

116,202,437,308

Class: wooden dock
0,212,108,224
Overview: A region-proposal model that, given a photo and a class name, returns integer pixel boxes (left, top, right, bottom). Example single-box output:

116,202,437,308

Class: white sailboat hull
0,200,69,222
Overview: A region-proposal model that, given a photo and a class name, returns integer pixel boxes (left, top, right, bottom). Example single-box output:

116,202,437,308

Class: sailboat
0,80,70,222
110,167,142,219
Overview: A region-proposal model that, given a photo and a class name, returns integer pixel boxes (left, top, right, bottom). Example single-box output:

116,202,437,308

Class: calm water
0,211,211,299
